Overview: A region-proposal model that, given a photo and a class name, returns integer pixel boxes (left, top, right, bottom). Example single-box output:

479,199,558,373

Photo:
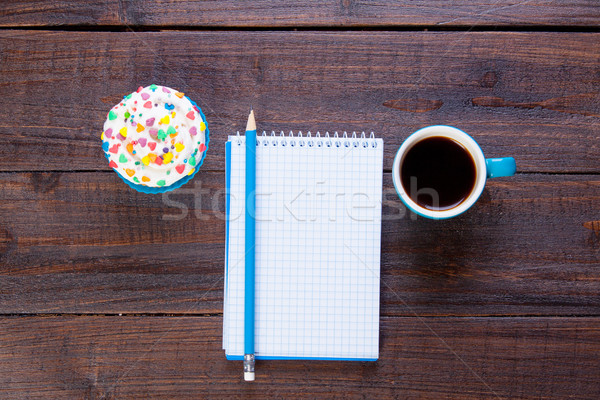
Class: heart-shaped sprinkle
141,155,150,166
155,156,163,165
162,87,170,93
119,127,127,138
167,126,177,137
199,143,207,153
189,127,197,136
148,142,157,151
188,156,196,167
141,92,150,100
159,115,170,125
186,111,195,120
109,144,120,154
146,117,155,127
109,160,118,168
149,153,157,163
163,152,173,164
142,176,150,182
148,128,158,139
119,154,128,163
143,101,152,108
126,143,134,154
136,123,145,132
104,128,113,138
125,168,135,177
175,143,185,152
156,179,166,187
138,138,147,147
176,164,185,174
157,129,167,141
175,92,184,98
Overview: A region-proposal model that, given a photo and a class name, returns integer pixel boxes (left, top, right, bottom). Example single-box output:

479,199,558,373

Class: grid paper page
224,134,383,360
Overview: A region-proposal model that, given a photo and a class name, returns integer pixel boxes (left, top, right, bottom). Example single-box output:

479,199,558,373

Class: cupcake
101,84,209,193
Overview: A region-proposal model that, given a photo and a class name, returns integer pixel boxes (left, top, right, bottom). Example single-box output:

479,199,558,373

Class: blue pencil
244,108,257,382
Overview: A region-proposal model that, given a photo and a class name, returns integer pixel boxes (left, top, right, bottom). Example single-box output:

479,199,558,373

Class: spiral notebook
223,131,383,360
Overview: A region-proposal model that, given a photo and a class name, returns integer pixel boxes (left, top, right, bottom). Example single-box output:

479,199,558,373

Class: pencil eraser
244,371,255,381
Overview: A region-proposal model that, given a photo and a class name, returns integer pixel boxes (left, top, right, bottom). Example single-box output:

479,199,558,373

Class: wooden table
1,1,599,398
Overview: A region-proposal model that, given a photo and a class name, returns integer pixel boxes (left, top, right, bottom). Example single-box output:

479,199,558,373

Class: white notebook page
224,133,383,360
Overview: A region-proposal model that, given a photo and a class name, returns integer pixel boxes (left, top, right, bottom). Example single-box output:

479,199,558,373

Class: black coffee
400,136,476,211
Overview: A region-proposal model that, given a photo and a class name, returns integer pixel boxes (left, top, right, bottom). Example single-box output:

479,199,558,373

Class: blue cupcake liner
104,97,210,194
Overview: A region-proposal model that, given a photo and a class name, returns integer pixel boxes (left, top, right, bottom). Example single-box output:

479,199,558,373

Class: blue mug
392,125,516,219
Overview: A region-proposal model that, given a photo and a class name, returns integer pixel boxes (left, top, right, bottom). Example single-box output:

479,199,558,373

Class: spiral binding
235,130,377,148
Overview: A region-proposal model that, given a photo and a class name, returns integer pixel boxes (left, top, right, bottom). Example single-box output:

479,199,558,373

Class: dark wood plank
0,315,599,399
1,171,598,315
1,31,598,174
1,1,600,27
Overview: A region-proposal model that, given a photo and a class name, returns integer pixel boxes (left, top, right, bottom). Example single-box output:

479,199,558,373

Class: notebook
223,131,383,361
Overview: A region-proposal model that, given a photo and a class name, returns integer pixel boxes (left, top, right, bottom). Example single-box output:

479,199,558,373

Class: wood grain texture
1,31,598,173
1,171,598,315
0,315,599,399
1,1,600,27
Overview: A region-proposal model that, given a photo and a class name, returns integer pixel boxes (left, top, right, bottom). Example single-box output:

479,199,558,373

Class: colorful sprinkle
200,121,206,131
125,168,135,177
141,92,150,100
165,103,174,111
188,155,196,167
189,127,197,136
143,101,152,109
102,141,109,152
108,110,117,120
141,155,150,166
155,156,163,166
149,153,157,163
119,154,128,163
142,176,151,182
119,127,128,139
133,176,140,183
157,129,167,141
188,168,195,176
109,143,120,154
186,111,195,120
160,115,170,125
104,128,113,138
138,138,147,147
150,84,157,91
199,143,207,153
148,142,157,151
146,117,155,126
109,160,118,168
175,164,185,174
163,152,173,164
124,111,131,119
156,179,166,187
167,126,177,137
126,143,134,154
137,86,143,93
136,123,145,132
175,92,184,98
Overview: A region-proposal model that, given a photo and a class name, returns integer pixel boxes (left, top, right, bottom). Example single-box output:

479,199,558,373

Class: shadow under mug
392,125,516,220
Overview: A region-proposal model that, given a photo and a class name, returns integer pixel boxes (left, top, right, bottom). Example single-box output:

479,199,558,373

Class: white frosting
102,85,207,187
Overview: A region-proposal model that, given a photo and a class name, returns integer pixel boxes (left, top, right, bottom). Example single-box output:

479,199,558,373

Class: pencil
244,108,256,382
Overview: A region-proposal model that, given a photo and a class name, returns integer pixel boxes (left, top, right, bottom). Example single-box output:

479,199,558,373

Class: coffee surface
400,136,476,211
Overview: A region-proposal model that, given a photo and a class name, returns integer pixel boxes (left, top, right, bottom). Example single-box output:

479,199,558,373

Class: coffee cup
392,125,516,219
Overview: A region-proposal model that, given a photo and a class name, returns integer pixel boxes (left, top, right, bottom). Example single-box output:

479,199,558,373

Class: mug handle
486,157,516,178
